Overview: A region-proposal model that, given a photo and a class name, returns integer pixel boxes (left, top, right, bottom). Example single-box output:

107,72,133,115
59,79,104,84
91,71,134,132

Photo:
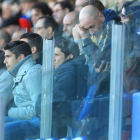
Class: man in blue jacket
36,40,88,138
71,4,121,140
73,4,121,97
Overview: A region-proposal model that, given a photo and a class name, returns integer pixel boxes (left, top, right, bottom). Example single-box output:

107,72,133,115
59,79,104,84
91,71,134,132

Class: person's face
31,9,44,25
53,4,66,24
75,0,83,13
34,18,46,37
115,0,125,12
54,47,67,69
80,15,103,36
20,2,34,15
2,3,12,20
63,16,76,37
4,50,20,71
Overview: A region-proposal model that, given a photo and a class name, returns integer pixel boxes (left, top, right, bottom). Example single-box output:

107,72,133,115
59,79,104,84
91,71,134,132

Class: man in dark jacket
53,41,87,101
37,40,88,138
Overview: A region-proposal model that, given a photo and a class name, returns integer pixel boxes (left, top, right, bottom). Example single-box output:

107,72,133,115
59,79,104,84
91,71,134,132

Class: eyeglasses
53,9,63,14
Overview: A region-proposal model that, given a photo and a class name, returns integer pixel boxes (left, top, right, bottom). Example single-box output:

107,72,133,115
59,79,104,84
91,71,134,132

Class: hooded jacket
35,55,88,118
82,9,121,70
53,56,88,102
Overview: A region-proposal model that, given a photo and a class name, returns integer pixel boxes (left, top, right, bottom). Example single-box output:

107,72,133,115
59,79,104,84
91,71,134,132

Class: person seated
35,40,88,138
31,2,52,26
35,16,64,43
4,40,42,121
63,11,79,40
52,1,73,25
72,2,121,97
0,29,11,50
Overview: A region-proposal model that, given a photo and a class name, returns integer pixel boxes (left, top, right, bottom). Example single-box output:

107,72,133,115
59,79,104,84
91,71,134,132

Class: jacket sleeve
74,39,85,55
82,38,99,64
0,71,13,106
8,68,42,120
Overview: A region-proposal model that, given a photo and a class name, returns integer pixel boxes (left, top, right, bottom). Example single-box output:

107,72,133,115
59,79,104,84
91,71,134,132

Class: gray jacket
0,68,13,105
8,55,42,120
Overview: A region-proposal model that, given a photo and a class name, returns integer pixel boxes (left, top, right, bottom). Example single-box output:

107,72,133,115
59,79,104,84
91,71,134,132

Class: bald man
71,5,121,140
63,11,79,39
73,4,120,97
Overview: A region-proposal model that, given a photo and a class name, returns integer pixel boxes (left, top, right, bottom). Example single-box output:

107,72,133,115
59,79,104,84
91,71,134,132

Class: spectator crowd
0,0,140,140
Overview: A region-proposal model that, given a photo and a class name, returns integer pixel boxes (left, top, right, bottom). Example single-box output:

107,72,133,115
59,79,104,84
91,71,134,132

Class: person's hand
72,24,89,40
72,24,81,39
79,24,89,39
93,61,110,73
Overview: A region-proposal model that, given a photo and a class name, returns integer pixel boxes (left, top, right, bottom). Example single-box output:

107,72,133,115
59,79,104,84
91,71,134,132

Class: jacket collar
10,55,36,77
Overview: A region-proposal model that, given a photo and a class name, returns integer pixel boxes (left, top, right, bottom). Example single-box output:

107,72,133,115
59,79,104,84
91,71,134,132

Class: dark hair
43,16,59,31
1,16,19,28
19,0,38,3
56,40,80,58
0,50,5,68
32,2,52,16
20,32,43,52
81,0,105,11
4,41,32,58
11,0,20,5
55,1,73,12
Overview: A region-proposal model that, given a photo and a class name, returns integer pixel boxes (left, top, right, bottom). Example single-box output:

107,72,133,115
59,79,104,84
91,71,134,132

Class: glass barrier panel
121,6,140,140
3,1,140,139
45,10,118,139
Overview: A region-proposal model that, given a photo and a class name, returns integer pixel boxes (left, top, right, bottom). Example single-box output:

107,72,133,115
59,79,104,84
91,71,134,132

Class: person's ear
31,46,37,54
46,26,53,34
64,8,69,14
0,39,5,46
67,54,73,60
18,54,25,61
99,12,105,22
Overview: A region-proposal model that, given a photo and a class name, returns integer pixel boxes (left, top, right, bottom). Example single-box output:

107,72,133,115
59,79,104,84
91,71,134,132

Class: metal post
40,39,54,138
108,23,125,140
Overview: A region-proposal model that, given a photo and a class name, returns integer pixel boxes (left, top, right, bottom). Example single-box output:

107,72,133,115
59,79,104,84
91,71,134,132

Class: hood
102,9,121,23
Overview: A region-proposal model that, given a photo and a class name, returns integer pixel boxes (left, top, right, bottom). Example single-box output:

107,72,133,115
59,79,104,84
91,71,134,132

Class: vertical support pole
108,23,125,140
40,39,54,138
